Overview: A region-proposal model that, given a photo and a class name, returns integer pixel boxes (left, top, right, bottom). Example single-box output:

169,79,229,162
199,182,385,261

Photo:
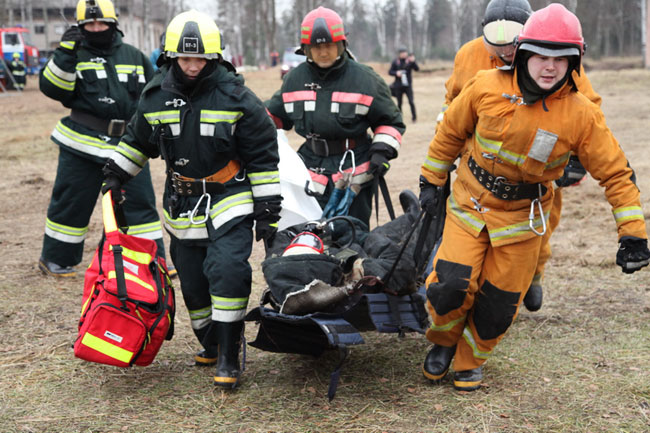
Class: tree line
1,0,645,65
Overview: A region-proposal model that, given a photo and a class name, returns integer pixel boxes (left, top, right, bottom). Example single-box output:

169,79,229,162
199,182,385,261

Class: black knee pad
426,259,472,316
474,279,519,340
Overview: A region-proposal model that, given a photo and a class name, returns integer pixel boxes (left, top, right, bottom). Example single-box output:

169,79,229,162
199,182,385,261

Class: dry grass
0,60,649,433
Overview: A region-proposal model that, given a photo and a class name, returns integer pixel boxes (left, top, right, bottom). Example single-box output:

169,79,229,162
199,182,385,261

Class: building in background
0,1,167,58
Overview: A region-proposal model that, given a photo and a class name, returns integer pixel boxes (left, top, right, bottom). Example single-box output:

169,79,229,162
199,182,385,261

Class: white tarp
277,130,322,230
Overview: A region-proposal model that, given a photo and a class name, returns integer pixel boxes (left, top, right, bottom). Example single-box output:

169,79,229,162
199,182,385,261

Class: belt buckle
108,119,126,137
308,135,329,157
491,176,506,194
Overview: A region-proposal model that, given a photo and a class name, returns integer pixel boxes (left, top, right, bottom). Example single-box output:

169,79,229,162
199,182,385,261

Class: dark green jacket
109,62,279,242
266,53,404,190
40,33,153,163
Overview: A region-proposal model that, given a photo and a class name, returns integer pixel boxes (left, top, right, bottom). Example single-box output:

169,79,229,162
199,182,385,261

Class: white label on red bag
123,261,139,275
104,330,124,343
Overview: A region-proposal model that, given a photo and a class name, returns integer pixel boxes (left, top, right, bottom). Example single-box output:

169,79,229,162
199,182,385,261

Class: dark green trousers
170,215,253,342
41,147,164,267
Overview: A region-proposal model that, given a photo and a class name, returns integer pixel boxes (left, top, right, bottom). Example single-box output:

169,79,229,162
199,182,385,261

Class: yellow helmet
164,10,221,59
76,0,118,25
12,52,20,59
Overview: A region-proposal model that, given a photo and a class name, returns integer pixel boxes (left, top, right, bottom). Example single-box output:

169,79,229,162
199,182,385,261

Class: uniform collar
306,52,349,80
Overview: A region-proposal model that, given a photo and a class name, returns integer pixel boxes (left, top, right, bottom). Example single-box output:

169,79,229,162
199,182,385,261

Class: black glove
419,175,445,216
369,151,391,177
555,155,586,188
253,199,282,242
61,25,83,50
101,175,125,205
616,236,650,274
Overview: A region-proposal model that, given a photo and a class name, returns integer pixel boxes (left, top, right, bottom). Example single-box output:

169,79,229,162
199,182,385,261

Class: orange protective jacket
422,68,647,247
440,37,601,114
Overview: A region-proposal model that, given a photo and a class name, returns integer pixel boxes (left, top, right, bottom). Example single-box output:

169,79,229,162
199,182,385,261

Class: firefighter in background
103,10,280,389
436,0,603,312
266,6,405,226
419,3,649,392
8,52,26,90
38,0,165,277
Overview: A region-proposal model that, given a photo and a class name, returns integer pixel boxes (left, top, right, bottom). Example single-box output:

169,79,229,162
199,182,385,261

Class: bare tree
374,1,387,58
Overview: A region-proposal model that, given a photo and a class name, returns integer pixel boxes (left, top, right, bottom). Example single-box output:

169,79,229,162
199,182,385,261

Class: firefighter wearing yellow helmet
38,0,166,279
103,10,280,390
8,51,26,90
76,0,118,25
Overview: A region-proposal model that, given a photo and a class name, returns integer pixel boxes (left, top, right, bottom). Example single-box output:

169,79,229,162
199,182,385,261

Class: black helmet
482,0,532,62
482,0,532,27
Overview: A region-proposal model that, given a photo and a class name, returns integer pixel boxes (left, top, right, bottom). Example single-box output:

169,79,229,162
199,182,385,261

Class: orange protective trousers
425,217,543,372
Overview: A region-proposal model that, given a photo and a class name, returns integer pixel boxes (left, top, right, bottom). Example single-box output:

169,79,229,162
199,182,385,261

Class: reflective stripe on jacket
39,33,153,163
423,68,647,246
108,62,279,242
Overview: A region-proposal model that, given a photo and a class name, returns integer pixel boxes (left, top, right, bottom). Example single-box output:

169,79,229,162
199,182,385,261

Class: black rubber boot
193,325,218,366
399,190,421,215
422,344,456,382
213,321,244,389
38,257,76,277
523,283,543,312
453,366,483,391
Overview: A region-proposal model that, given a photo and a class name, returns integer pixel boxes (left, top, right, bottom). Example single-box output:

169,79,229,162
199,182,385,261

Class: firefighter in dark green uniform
266,6,405,226
103,10,281,389
9,52,26,90
38,0,165,277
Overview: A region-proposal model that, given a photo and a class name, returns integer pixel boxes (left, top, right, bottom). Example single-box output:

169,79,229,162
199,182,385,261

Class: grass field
0,60,648,433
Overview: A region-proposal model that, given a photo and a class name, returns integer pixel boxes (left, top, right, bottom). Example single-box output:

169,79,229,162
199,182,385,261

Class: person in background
419,3,649,392
436,0,602,312
38,0,165,277
102,10,280,389
8,52,26,90
266,6,405,226
388,47,419,122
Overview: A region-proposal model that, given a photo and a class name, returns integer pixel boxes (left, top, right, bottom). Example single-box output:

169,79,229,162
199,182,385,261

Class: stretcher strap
328,345,349,401
373,175,396,226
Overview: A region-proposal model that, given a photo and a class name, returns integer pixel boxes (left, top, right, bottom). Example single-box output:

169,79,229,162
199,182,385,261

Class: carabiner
470,197,490,214
338,140,356,176
528,184,546,236
189,179,211,225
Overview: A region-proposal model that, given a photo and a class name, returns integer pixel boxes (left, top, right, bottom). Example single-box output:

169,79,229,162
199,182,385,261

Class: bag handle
101,190,129,310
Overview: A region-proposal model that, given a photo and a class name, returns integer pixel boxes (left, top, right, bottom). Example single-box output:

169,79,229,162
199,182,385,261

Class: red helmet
515,3,584,60
300,7,346,46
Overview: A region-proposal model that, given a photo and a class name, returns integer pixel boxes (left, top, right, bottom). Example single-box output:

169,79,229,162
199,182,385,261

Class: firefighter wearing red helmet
419,3,649,392
436,0,603,314
266,7,405,226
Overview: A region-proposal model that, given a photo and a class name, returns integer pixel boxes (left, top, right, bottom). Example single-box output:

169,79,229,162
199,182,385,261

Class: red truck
0,26,40,85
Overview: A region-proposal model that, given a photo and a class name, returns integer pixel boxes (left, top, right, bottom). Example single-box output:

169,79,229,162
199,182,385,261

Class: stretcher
245,196,440,400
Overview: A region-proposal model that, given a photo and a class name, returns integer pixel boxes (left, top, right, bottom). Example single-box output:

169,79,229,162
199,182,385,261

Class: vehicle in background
0,27,40,75
280,47,306,79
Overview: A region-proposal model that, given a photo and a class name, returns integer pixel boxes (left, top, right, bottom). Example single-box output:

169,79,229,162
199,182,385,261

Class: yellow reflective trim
108,271,154,292
429,315,466,332
81,295,92,315
475,131,502,153
60,41,75,50
102,192,118,233
81,332,134,364
43,67,75,91
109,245,152,265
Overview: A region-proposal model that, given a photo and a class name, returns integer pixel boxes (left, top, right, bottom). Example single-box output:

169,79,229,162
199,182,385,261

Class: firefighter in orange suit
419,3,650,392
437,0,602,313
